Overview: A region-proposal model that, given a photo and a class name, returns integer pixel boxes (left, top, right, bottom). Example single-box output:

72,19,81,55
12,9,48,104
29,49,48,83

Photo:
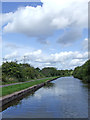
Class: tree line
73,59,90,83
1,62,73,83
1,60,89,84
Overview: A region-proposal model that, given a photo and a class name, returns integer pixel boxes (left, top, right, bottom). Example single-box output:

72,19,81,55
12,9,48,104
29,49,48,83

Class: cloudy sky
1,0,89,69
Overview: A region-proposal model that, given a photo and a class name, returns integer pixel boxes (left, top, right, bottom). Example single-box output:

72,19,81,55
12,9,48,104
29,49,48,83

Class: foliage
73,60,90,83
2,62,73,84
2,62,44,83
41,67,73,77
57,69,73,76
41,67,58,77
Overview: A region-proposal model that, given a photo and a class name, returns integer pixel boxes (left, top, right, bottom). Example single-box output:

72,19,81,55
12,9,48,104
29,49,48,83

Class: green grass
2,80,19,85
2,76,58,96
2,78,37,85
2,77,49,85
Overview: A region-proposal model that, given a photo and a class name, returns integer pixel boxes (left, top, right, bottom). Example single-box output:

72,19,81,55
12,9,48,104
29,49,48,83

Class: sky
1,0,89,70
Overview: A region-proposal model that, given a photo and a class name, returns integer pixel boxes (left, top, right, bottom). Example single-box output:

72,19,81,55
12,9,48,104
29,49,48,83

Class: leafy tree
1,61,73,83
2,62,44,83
73,60,90,83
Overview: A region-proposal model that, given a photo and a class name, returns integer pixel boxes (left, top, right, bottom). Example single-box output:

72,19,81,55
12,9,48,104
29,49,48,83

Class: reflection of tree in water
24,92,35,100
2,92,35,111
43,82,55,89
82,83,88,89
88,84,90,89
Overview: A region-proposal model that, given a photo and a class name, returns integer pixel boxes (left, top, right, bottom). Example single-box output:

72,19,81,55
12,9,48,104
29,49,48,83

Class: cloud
37,37,50,45
57,28,82,45
4,49,88,69
3,42,35,58
2,0,88,44
5,43,19,49
5,51,18,59
24,49,42,61
0,35,2,49
82,38,88,51
69,59,86,67
26,50,88,69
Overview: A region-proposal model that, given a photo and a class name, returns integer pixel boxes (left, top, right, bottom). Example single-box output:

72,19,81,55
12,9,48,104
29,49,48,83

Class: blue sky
2,0,88,69
2,2,43,13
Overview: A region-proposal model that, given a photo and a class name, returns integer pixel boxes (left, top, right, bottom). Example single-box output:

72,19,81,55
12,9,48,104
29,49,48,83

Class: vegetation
2,62,44,84
2,62,73,84
56,69,73,77
2,60,89,96
2,77,58,96
73,59,90,83
41,67,73,77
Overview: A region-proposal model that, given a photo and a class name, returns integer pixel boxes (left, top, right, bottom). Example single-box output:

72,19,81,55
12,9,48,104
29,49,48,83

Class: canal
2,76,88,118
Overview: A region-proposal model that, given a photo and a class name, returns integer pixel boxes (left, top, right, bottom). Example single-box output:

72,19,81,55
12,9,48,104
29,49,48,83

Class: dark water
2,77,88,118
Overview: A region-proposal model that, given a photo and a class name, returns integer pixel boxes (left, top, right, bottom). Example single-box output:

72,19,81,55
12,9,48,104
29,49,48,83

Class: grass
2,81,19,85
2,76,58,96
2,77,49,85
2,78,36,85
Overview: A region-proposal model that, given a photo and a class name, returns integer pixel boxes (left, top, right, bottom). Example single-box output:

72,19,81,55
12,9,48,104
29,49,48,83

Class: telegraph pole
3,58,7,63
23,56,26,64
23,56,30,64
14,59,18,63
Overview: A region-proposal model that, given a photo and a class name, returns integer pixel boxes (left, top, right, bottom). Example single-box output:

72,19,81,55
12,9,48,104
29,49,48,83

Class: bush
73,60,90,83
2,62,44,83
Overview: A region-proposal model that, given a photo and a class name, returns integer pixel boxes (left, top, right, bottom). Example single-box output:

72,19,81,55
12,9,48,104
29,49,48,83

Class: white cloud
82,38,88,51
24,49,42,56
24,49,42,61
4,49,88,69
69,59,86,67
2,0,88,44
5,51,18,59
0,35,2,48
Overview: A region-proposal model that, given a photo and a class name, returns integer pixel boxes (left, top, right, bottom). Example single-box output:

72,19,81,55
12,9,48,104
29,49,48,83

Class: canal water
2,77,88,118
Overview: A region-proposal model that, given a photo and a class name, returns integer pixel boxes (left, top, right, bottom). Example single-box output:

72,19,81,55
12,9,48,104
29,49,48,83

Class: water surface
2,77,88,118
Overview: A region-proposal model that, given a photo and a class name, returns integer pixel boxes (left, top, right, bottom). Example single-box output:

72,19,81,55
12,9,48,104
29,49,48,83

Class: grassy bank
2,76,58,96
2,77,48,85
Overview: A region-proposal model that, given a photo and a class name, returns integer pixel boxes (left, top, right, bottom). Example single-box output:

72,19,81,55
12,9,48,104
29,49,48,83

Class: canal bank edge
0,77,59,107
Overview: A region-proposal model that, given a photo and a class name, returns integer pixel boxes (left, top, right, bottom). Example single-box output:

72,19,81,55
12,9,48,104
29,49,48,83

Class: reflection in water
2,83,55,111
43,82,55,88
2,77,88,118
2,82,54,111
88,84,90,89
82,84,88,88
2,92,35,111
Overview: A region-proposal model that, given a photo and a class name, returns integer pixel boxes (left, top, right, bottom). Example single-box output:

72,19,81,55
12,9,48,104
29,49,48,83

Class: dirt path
0,77,49,87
